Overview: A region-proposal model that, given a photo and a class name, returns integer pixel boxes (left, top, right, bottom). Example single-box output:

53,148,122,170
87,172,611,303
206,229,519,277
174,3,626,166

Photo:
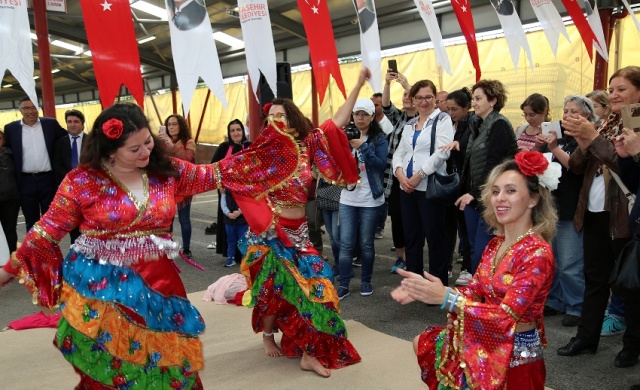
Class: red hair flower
102,118,124,140
262,102,273,117
515,151,548,177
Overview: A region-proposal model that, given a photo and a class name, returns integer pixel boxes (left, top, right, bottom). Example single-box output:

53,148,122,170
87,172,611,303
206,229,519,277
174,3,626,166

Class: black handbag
316,179,341,211
610,222,640,301
425,114,460,205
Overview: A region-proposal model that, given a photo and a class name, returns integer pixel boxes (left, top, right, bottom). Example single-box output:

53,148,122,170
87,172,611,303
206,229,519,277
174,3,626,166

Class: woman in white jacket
392,79,454,284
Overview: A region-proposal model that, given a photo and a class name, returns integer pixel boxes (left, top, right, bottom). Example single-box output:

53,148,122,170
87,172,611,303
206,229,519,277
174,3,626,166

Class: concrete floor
1,190,637,390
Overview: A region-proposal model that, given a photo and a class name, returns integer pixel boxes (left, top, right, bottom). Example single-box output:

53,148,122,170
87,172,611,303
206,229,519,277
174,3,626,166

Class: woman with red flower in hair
392,151,560,389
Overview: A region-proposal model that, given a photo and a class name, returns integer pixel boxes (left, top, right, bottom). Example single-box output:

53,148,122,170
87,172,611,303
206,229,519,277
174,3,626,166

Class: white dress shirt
21,118,52,173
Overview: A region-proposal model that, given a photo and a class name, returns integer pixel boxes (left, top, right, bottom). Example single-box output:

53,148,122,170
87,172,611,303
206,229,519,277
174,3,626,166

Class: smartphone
541,121,563,139
159,125,167,135
388,59,398,74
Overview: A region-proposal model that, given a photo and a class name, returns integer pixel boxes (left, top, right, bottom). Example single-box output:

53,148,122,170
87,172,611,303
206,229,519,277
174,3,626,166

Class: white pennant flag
0,1,39,109
166,0,227,115
238,0,277,101
414,0,451,75
584,1,609,61
620,0,640,34
353,0,382,92
529,0,570,57
491,0,533,70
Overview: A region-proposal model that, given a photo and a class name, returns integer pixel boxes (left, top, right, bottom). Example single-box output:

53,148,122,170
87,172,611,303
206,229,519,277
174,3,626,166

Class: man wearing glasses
3,97,66,232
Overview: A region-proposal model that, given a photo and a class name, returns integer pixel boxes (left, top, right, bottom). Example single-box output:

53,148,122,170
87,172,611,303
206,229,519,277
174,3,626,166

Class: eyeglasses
413,95,435,102
19,106,37,111
521,112,540,118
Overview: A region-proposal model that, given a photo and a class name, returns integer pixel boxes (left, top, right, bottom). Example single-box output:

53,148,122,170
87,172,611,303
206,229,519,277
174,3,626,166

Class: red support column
311,65,318,126
248,78,262,142
593,8,615,91
32,0,56,118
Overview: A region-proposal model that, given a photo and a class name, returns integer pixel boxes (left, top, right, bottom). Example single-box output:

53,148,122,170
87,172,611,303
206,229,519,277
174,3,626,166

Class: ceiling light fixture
51,40,84,54
137,36,156,44
51,68,60,74
130,1,168,21
212,32,244,49
3,84,13,88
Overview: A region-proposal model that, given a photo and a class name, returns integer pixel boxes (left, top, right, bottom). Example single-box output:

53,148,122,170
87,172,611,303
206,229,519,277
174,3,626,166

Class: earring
109,157,115,167
490,104,494,108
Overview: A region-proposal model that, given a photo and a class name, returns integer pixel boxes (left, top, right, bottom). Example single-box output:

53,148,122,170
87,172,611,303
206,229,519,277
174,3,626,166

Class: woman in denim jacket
336,98,388,300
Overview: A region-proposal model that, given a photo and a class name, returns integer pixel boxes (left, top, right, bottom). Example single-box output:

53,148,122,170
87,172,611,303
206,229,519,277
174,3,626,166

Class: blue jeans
225,223,249,259
321,209,340,263
609,294,626,320
338,204,378,287
376,202,387,233
177,202,192,249
400,190,448,285
546,220,585,316
464,205,494,274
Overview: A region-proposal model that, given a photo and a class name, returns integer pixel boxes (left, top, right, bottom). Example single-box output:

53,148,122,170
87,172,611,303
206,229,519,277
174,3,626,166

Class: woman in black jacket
210,119,251,261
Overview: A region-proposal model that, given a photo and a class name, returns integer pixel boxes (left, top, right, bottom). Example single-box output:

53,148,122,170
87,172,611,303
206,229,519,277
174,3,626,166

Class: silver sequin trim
71,234,181,266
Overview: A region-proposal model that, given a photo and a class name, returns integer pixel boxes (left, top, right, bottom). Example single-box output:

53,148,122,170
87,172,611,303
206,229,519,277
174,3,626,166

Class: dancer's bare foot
300,353,331,377
262,333,283,357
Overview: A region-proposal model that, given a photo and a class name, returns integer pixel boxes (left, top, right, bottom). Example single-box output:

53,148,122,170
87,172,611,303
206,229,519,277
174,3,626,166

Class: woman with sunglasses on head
455,79,518,274
381,70,416,273
392,80,454,286
392,151,560,389
234,68,372,377
439,88,477,287
210,119,251,266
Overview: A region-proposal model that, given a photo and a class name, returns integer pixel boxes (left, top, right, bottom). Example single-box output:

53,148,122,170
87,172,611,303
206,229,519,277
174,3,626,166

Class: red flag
450,0,481,82
80,0,144,109
296,0,346,104
560,0,598,61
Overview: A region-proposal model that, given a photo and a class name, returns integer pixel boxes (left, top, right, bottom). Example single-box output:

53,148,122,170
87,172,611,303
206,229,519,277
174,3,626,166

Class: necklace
491,228,534,275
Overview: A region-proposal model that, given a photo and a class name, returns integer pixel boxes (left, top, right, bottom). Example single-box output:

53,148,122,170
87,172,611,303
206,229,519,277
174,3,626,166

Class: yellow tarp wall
2,14,639,143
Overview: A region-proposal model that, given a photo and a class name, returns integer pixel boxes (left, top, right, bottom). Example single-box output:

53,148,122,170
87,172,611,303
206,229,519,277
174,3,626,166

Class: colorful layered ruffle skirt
57,249,205,389
239,221,361,369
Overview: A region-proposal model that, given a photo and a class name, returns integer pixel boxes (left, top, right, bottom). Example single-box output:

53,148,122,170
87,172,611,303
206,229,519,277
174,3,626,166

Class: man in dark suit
3,97,66,232
53,109,85,243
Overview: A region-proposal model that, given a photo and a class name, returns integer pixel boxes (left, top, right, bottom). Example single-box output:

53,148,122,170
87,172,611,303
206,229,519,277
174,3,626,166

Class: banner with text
238,0,277,102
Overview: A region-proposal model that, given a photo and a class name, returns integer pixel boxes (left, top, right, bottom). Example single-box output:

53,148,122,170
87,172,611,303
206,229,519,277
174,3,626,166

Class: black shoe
543,305,563,316
557,337,597,356
204,223,217,235
183,249,193,259
352,258,362,267
614,349,640,368
630,385,640,390
561,314,581,327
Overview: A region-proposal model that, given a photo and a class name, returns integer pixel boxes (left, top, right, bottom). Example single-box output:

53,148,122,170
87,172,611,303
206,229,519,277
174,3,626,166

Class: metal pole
194,89,211,143
311,64,318,126
144,78,162,123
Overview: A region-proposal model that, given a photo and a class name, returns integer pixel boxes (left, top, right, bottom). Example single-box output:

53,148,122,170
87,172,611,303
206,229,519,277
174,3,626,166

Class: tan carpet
0,291,425,390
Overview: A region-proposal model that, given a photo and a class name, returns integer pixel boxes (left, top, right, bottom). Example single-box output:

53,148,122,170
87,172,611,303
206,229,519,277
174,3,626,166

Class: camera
343,122,361,141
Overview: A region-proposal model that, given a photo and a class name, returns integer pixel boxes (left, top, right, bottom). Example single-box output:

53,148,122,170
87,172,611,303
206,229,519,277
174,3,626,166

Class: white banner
238,0,277,101
529,0,570,57
621,0,640,34
353,0,382,92
414,0,451,75
0,0,39,109
166,0,227,115
491,0,533,71
585,1,608,61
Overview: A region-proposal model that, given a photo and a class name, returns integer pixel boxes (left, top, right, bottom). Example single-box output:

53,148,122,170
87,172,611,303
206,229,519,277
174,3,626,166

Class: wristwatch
634,152,640,163
418,170,428,179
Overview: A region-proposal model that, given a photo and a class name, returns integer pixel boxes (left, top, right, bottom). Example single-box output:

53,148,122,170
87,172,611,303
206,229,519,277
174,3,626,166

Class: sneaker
338,286,350,300
360,282,373,296
455,270,472,286
601,312,626,336
224,258,236,267
390,258,406,274
206,242,216,249
374,231,384,239
352,258,362,267
183,249,193,259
